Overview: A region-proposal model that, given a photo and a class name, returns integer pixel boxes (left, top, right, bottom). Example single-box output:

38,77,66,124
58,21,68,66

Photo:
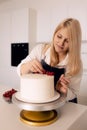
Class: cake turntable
12,92,66,126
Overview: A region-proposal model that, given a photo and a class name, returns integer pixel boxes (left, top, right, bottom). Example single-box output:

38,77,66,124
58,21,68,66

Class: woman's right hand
28,59,44,73
20,59,44,75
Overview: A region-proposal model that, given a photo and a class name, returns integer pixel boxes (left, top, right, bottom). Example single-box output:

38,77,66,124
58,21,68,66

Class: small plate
15,91,60,104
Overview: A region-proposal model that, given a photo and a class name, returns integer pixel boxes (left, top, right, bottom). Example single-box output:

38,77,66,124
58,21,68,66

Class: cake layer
20,74,54,102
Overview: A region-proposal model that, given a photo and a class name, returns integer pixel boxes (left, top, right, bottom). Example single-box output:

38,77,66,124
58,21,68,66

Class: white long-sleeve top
17,44,83,101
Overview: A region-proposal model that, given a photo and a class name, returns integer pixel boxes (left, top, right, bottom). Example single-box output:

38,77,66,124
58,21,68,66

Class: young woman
17,18,83,103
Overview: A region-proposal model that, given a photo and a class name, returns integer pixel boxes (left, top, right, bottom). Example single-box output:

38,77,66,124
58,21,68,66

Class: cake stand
12,92,66,126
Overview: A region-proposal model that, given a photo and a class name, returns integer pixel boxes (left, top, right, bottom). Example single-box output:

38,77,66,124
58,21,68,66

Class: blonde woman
17,18,83,103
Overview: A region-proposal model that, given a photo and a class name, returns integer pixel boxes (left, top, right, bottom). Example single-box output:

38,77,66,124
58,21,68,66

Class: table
0,86,87,130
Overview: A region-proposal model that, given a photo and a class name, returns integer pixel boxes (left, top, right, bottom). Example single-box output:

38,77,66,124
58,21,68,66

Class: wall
0,0,87,93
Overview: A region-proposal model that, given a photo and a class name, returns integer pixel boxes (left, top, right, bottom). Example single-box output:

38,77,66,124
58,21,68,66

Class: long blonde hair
43,18,82,76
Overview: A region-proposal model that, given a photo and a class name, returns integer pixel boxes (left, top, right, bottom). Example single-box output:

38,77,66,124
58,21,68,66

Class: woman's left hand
56,74,70,94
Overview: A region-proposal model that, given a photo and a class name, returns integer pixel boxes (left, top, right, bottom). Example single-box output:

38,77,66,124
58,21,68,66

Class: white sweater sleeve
17,44,44,76
66,68,83,101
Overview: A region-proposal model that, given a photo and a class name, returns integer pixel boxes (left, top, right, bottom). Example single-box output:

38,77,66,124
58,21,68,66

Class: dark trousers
69,98,77,103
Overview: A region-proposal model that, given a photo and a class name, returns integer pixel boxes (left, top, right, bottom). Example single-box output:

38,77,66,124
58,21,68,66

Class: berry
3,88,17,102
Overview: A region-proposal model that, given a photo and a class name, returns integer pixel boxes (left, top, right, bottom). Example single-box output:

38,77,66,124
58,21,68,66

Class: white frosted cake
20,74,55,102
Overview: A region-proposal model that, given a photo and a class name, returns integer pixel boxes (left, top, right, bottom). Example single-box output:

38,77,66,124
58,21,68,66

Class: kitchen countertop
0,86,87,130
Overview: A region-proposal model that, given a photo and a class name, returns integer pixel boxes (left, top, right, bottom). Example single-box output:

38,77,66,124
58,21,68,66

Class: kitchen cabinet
0,8,37,87
67,0,87,40
78,72,87,105
37,0,87,41
78,42,87,105
37,0,68,42
49,0,68,40
81,42,87,69
11,8,37,52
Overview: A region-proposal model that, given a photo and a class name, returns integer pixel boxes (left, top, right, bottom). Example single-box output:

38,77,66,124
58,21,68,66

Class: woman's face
53,28,69,55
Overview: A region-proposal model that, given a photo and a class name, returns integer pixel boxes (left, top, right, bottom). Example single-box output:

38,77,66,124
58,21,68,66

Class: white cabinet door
80,74,87,96
11,8,37,51
0,12,11,68
81,42,87,69
37,0,68,42
11,8,29,43
67,0,87,40
78,73,87,105
50,0,68,39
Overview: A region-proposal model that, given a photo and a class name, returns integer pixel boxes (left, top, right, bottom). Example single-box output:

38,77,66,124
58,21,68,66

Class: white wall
0,0,87,92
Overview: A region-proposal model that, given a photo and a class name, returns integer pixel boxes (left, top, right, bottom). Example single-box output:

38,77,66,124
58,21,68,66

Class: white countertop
0,86,87,130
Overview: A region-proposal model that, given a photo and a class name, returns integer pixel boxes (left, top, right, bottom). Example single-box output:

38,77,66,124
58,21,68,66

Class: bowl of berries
3,88,17,103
